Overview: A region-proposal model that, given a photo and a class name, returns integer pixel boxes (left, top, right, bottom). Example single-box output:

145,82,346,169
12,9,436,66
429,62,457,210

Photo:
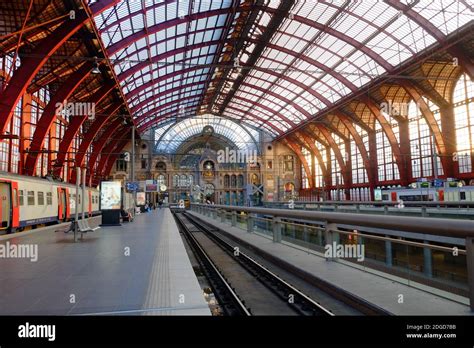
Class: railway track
173,210,334,316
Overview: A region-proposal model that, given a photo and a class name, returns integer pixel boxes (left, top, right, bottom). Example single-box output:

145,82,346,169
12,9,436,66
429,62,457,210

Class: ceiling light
91,57,101,74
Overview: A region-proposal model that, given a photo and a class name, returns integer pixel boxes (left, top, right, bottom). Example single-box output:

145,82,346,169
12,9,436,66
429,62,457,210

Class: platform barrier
191,203,474,311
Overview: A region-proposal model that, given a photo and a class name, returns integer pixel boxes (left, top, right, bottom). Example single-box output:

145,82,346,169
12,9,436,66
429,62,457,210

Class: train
380,180,474,202
0,172,101,234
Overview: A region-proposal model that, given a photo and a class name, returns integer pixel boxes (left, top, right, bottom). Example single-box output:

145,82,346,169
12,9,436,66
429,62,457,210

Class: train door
438,190,444,202
391,191,397,202
58,188,67,221
0,182,11,231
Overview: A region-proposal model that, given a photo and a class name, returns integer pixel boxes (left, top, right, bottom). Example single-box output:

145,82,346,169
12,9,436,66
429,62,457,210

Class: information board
100,181,122,210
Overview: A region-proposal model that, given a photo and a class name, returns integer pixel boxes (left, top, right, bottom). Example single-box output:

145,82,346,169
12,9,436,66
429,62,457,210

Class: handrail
191,203,474,238
191,202,474,311
264,200,474,207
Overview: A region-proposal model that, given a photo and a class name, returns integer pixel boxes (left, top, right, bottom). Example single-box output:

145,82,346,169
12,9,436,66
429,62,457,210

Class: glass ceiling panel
154,114,259,153
90,0,472,139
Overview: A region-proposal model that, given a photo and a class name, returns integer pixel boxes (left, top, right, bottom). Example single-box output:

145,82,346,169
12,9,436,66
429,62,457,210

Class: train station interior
1,0,474,335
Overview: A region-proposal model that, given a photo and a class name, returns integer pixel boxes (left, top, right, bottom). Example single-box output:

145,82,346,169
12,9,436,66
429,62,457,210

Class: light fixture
91,57,101,74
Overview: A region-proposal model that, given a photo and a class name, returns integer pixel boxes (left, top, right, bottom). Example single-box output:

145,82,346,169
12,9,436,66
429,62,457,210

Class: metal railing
191,203,474,311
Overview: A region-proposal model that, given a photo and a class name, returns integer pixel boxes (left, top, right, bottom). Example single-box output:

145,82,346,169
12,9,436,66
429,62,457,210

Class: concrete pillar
231,211,237,227
220,210,225,223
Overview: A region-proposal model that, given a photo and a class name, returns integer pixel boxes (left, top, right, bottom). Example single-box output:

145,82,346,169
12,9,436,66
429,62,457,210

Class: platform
189,211,473,316
0,209,210,315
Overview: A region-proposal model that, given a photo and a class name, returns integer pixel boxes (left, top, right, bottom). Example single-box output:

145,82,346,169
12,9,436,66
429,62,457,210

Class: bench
78,219,100,233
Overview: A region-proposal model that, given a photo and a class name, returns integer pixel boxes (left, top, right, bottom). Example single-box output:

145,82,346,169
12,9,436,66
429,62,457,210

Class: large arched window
453,74,474,174
173,175,179,188
408,100,443,178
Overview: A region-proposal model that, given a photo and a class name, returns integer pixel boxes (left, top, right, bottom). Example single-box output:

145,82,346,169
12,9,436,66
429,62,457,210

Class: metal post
74,167,80,242
272,217,282,242
131,125,136,217
324,223,336,261
385,236,393,267
466,237,474,311
247,213,254,233
432,133,438,180
220,209,225,223
423,240,433,277
82,167,86,222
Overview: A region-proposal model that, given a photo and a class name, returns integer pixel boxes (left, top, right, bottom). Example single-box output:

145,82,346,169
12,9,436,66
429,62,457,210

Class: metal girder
359,96,408,184
137,106,197,132
316,124,350,186
284,137,313,189
125,56,215,100
134,95,201,124
87,118,123,178
222,103,284,135
98,0,175,33
249,39,358,92
336,113,375,184
264,8,393,72
95,127,130,177
103,136,131,178
89,0,124,15
384,0,474,80
229,94,297,128
0,11,89,134
217,0,296,115
73,102,123,169
107,9,231,55
294,131,328,177
52,83,116,178
23,62,93,175
118,40,221,82
402,81,452,172
131,82,206,114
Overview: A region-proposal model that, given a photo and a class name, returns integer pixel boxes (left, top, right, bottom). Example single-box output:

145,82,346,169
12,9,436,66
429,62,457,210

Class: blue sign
433,179,444,188
126,182,139,191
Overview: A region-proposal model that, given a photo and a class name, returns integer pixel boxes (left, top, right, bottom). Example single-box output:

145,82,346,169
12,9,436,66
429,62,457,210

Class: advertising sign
145,180,158,192
100,181,122,210
136,192,146,206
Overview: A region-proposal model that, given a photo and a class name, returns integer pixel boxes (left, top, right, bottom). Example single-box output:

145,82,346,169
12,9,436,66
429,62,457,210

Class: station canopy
91,0,473,139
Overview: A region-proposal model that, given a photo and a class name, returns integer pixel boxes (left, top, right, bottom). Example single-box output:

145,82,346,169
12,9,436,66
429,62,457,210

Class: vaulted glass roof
90,0,473,138
154,114,259,153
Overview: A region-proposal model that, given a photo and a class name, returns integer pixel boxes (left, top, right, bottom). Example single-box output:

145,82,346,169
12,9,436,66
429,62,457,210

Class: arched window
453,74,474,174
157,174,166,187
231,175,237,188
179,174,187,187
188,175,193,187
173,175,179,187
237,174,244,188
224,175,230,188
408,100,443,178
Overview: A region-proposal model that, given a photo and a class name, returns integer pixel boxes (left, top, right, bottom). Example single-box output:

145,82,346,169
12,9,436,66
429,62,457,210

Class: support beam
24,62,93,175
0,12,89,134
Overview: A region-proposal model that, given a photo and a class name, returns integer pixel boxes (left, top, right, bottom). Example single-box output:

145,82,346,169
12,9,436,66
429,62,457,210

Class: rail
190,203,474,311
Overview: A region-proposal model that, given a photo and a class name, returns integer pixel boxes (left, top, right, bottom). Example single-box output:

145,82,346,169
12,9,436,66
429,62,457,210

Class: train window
46,192,52,205
460,192,466,201
13,188,18,207
38,192,44,205
27,191,35,205
19,190,24,206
